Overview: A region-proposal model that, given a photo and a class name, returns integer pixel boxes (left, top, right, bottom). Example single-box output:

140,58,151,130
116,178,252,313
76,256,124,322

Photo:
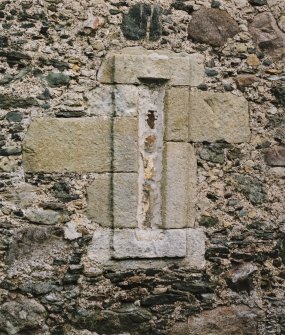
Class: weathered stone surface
52,180,79,203
226,263,258,291
188,7,240,47
0,295,47,335
25,207,69,225
86,85,113,116
164,87,189,142
232,174,266,204
185,228,206,269
23,118,112,173
113,229,187,259
149,5,162,41
271,85,285,106
113,117,138,172
114,53,171,84
188,92,250,143
5,111,23,122
0,93,38,109
121,3,151,40
121,3,162,41
115,85,139,116
264,146,285,166
171,1,193,13
73,304,152,334
199,142,229,164
113,173,138,228
86,174,112,227
249,12,285,59
88,227,112,265
46,72,70,87
235,74,259,91
162,142,196,228
98,47,204,86
249,0,267,5
170,305,264,335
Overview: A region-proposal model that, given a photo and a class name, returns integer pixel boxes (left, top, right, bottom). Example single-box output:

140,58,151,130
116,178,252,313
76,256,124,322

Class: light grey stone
170,53,205,86
86,174,112,227
64,221,82,240
185,228,206,269
86,85,113,116
188,92,250,143
113,173,138,228
112,228,187,259
164,87,189,141
162,142,196,229
25,208,69,225
87,227,112,265
115,85,139,116
0,295,47,335
113,117,138,172
23,118,112,173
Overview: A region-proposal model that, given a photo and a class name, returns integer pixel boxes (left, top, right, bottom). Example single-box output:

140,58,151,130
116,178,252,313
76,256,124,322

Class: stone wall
0,0,285,334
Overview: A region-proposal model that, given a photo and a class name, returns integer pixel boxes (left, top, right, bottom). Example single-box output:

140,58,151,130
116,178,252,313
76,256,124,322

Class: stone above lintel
97,47,205,86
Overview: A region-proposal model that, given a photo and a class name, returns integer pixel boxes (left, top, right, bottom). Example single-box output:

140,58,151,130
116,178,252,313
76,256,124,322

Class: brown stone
264,146,285,166
249,12,285,60
247,54,260,66
170,305,264,335
188,7,240,47
235,74,258,91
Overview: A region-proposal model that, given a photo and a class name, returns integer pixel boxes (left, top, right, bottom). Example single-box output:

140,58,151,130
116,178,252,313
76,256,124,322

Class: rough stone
0,145,22,156
188,7,240,47
199,216,219,227
162,142,196,229
249,0,267,5
25,207,69,225
23,118,112,173
52,180,79,203
164,87,189,142
199,142,228,164
149,5,162,41
113,173,138,228
235,74,259,91
0,295,47,335
264,146,285,166
64,221,82,240
247,54,261,66
271,85,285,106
121,3,151,40
188,92,250,143
249,12,285,59
113,117,138,172
170,305,264,335
226,263,258,291
171,1,193,14
121,3,161,42
232,174,266,205
0,93,38,109
113,228,187,259
86,174,112,227
73,304,151,334
5,111,23,122
46,72,70,87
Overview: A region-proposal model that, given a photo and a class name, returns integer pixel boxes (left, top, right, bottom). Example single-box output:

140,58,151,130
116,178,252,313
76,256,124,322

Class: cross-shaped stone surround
23,47,250,269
